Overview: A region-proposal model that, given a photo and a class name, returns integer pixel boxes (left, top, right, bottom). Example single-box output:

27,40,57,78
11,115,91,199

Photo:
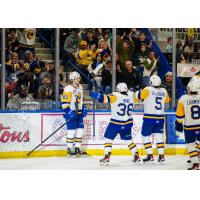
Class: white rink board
0,111,168,152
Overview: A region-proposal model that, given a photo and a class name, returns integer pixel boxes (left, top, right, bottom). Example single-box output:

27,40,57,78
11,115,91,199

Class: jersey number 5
191,105,200,119
117,103,133,116
155,97,162,110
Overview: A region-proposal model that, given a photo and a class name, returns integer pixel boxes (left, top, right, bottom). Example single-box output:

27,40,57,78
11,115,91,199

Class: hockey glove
175,120,183,132
64,109,77,121
89,91,104,103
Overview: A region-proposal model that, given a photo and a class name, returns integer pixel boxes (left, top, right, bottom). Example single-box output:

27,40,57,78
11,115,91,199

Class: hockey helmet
150,75,161,87
187,77,200,93
116,82,128,93
69,71,81,82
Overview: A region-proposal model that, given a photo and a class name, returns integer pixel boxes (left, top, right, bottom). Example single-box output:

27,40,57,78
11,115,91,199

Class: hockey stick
26,119,69,157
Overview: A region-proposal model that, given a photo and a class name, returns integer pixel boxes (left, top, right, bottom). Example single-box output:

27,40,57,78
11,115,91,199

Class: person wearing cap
74,40,92,83
160,71,175,98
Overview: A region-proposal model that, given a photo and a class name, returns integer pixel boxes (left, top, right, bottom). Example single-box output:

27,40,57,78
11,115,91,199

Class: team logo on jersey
75,92,81,103
26,29,35,39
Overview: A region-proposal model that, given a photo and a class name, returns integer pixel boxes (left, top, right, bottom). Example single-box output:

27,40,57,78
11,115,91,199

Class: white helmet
69,71,81,82
187,77,200,93
150,75,161,87
116,82,128,93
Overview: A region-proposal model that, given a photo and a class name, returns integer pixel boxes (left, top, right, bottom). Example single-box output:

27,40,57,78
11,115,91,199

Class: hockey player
61,71,87,157
89,82,140,165
134,75,170,163
175,78,200,170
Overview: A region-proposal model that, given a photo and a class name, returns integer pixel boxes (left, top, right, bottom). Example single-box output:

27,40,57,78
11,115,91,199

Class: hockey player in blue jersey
90,82,140,165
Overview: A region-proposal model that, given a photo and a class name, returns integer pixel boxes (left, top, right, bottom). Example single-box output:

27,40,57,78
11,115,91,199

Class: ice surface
0,155,190,170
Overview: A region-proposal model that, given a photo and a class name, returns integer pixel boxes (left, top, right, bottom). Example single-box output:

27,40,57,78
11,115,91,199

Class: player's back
110,91,134,123
179,94,200,127
143,86,169,118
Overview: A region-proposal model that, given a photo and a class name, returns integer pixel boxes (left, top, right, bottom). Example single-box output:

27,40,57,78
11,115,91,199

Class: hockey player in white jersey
61,71,87,157
89,82,140,165
134,75,170,163
175,78,200,170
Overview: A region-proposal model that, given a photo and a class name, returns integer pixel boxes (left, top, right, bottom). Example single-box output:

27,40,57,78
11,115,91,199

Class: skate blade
158,161,165,166
143,160,155,165
132,160,142,165
100,162,109,166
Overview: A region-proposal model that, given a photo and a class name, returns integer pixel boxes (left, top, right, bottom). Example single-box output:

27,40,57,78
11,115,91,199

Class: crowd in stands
4,28,64,110
3,28,200,110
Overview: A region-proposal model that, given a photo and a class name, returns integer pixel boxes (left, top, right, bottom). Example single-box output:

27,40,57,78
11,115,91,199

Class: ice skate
75,147,87,157
143,154,154,164
100,152,111,166
188,163,199,170
132,152,141,164
67,148,76,157
158,154,165,163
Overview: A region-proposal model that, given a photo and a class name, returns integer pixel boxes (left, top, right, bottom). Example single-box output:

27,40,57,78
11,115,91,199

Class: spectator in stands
16,28,36,59
5,78,18,104
23,51,45,78
142,51,159,87
133,43,149,67
117,35,135,70
176,40,186,63
37,76,55,99
116,53,123,84
183,36,194,53
118,60,141,91
166,37,172,53
101,59,112,94
160,71,173,97
6,84,34,110
6,29,18,60
85,29,98,48
74,40,92,83
134,31,152,52
101,31,111,49
63,29,81,63
89,44,100,61
6,52,24,78
88,53,104,87
98,40,112,62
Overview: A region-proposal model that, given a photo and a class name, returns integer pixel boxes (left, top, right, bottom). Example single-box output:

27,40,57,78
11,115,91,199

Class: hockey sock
75,129,83,148
66,130,76,149
155,133,165,155
104,138,113,155
127,140,137,155
186,142,199,164
143,136,153,154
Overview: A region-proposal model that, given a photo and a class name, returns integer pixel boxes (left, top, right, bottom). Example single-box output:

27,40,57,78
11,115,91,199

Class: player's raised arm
134,88,150,101
89,91,116,104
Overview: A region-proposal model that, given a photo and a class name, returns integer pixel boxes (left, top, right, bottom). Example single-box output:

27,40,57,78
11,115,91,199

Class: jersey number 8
117,103,133,116
191,105,200,119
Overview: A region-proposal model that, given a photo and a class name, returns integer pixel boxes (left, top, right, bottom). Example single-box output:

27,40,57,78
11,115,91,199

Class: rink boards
0,111,188,158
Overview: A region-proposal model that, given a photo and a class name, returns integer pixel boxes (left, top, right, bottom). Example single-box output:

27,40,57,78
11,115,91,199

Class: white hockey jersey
103,91,134,124
61,84,83,112
135,86,170,119
176,94,200,130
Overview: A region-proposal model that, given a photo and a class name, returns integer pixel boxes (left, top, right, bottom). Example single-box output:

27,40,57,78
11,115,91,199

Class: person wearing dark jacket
120,60,141,91
101,60,112,94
